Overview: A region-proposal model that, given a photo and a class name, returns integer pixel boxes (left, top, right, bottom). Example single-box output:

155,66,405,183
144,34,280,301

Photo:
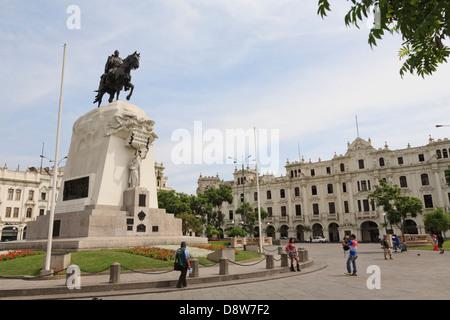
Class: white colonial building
0,165,63,241
0,162,170,241
197,136,450,242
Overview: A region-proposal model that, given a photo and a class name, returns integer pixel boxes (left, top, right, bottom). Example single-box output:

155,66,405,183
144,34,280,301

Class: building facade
0,162,170,241
197,136,450,242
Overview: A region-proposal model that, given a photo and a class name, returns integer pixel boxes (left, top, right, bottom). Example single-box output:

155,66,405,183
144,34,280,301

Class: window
421,174,430,186
5,207,11,218
311,169,315,177
361,181,367,191
13,208,19,218
311,186,317,196
267,207,273,217
327,184,333,194
281,206,287,216
444,149,449,158
26,208,32,218
254,192,258,201
424,195,433,208
28,190,34,201
41,192,46,201
15,190,21,201
313,203,319,215
358,159,365,169
342,182,347,193
266,190,272,200
39,209,45,216
7,189,13,200
437,150,442,159
363,199,370,212
344,201,349,213
357,180,371,192
329,202,336,214
399,176,408,188
398,157,404,165
294,187,300,197
379,157,385,167
357,200,362,212
240,193,244,203
229,210,233,220
340,163,345,172
326,167,331,174
280,189,285,198
418,154,425,162
295,204,301,216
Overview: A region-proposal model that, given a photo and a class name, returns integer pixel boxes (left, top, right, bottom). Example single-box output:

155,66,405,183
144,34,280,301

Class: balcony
355,211,378,219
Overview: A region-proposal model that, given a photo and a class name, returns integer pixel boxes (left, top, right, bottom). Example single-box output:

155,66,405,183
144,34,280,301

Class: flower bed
123,244,239,261
0,249,38,262
122,247,175,261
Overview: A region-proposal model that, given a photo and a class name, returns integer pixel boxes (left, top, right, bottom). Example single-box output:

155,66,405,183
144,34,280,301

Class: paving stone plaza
1,242,448,301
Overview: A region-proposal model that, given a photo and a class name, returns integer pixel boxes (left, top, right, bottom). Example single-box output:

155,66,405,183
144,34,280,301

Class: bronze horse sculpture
93,51,140,107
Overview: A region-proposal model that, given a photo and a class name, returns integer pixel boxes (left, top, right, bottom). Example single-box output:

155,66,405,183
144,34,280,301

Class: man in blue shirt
175,241,191,288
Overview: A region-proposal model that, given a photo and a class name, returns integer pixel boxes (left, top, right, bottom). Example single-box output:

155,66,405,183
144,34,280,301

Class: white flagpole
254,127,263,253
43,43,66,273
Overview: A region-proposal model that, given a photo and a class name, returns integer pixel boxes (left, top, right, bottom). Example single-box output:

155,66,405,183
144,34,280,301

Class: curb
0,260,319,299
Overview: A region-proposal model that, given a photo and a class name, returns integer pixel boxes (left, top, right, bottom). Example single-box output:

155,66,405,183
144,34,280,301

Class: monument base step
0,236,207,251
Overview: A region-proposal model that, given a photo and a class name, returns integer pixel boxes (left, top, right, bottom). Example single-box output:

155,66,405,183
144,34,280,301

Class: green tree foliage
235,202,269,236
157,190,210,235
318,0,450,77
369,179,423,239
200,184,233,229
226,227,247,238
423,207,450,234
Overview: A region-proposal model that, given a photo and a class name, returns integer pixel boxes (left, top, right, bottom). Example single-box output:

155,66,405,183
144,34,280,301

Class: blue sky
1,1,450,195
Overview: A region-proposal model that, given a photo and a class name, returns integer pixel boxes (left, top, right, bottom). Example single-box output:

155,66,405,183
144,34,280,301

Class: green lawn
0,246,261,277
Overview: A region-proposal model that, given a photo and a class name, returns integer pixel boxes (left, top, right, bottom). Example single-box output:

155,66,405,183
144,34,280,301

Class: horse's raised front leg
126,83,134,101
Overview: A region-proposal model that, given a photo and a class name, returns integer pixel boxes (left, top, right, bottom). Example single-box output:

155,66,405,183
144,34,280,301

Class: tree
235,202,269,236
423,207,450,235
317,0,450,77
176,211,204,236
369,179,423,240
158,190,207,236
200,184,233,229
226,227,247,238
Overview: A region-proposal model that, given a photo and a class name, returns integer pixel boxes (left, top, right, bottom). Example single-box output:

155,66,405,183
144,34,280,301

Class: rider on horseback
96,50,123,93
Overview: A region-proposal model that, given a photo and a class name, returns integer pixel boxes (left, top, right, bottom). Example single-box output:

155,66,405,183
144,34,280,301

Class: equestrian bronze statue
94,50,140,107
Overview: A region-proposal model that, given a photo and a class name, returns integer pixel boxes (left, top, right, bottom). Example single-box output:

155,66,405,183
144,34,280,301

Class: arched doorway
296,225,305,241
266,225,275,238
312,223,324,238
403,219,418,234
1,226,18,241
279,225,289,238
328,223,340,242
360,221,379,242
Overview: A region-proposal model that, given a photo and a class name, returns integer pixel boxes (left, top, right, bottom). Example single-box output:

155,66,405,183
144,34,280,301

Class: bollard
299,249,309,262
280,253,288,267
190,258,199,278
109,262,121,284
266,254,274,269
278,246,283,255
219,258,229,275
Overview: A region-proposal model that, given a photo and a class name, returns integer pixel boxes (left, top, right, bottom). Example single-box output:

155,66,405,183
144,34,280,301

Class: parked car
306,236,329,243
